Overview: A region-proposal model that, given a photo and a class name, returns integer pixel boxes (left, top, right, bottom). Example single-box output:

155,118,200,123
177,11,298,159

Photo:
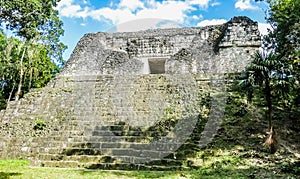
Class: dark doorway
148,58,166,74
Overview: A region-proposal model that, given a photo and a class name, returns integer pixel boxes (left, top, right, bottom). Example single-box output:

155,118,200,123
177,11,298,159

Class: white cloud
116,19,161,32
90,8,136,24
109,1,114,7
56,0,73,9
135,1,194,24
211,2,221,7
56,0,82,17
144,0,158,8
118,0,144,11
57,0,195,25
192,15,200,20
187,0,211,8
156,20,182,29
235,0,259,11
196,19,227,27
76,7,90,19
60,4,82,17
56,0,214,31
111,18,181,32
258,23,272,36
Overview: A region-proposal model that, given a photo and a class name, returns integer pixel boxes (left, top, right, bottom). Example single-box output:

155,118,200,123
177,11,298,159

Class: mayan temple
0,16,261,170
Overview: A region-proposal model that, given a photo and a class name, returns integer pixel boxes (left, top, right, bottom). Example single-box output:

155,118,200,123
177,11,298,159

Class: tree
264,0,299,58
0,0,66,65
0,32,19,103
240,51,291,129
239,51,294,154
256,0,300,85
269,0,300,107
0,31,58,108
0,0,66,101
241,0,300,153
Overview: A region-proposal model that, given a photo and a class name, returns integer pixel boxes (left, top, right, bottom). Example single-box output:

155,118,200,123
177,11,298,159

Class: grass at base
1,160,182,179
0,158,298,179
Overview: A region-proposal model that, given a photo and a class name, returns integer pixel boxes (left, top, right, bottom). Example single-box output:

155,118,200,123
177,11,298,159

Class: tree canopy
0,0,66,108
0,0,66,65
240,0,300,133
266,0,300,59
257,0,300,71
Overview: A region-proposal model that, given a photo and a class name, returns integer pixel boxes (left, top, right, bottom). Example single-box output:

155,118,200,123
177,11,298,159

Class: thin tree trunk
15,47,26,101
7,82,15,109
1,75,4,92
28,68,33,91
265,77,272,130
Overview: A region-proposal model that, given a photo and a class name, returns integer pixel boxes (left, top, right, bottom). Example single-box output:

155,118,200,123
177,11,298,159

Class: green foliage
279,161,300,175
256,0,300,59
0,0,54,39
33,119,46,130
0,31,59,109
240,0,300,129
0,0,67,66
0,0,66,108
256,0,300,89
0,99,6,110
267,0,300,58
239,51,294,129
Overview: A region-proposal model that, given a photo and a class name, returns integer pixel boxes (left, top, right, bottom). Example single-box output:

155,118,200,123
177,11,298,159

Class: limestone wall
61,16,260,76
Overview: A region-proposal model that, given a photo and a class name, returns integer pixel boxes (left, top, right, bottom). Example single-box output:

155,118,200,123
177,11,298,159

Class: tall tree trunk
28,67,33,91
15,47,26,101
1,75,4,92
7,82,15,109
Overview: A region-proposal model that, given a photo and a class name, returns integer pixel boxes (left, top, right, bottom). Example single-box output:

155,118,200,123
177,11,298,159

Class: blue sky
56,0,271,61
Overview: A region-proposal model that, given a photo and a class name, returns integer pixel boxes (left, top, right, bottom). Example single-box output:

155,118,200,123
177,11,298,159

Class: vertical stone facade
61,16,260,76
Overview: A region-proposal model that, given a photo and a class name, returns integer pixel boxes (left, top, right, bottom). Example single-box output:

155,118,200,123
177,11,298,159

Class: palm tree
248,51,279,130
240,51,279,129
239,51,292,153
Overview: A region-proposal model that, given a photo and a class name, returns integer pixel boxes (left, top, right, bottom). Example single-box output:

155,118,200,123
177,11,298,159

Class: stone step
84,163,185,170
29,147,105,156
36,154,108,162
35,153,171,164
91,129,155,136
50,130,85,136
36,140,183,151
44,135,157,143
31,159,185,170
29,145,170,155
29,143,185,158
31,160,81,168
31,155,186,170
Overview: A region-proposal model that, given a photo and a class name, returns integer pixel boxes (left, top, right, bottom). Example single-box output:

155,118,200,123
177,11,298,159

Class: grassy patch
0,158,298,179
0,160,182,179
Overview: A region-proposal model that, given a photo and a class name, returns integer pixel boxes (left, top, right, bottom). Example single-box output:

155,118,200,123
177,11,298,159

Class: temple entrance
148,58,166,74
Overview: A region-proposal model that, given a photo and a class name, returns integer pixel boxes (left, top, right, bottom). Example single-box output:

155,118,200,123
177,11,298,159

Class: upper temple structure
0,16,261,170
61,16,261,76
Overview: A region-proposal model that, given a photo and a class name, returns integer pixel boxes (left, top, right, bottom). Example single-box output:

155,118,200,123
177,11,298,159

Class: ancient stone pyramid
0,16,260,170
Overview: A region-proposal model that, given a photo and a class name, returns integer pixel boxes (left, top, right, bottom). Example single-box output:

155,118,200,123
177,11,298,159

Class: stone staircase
29,123,191,170
1,74,217,170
